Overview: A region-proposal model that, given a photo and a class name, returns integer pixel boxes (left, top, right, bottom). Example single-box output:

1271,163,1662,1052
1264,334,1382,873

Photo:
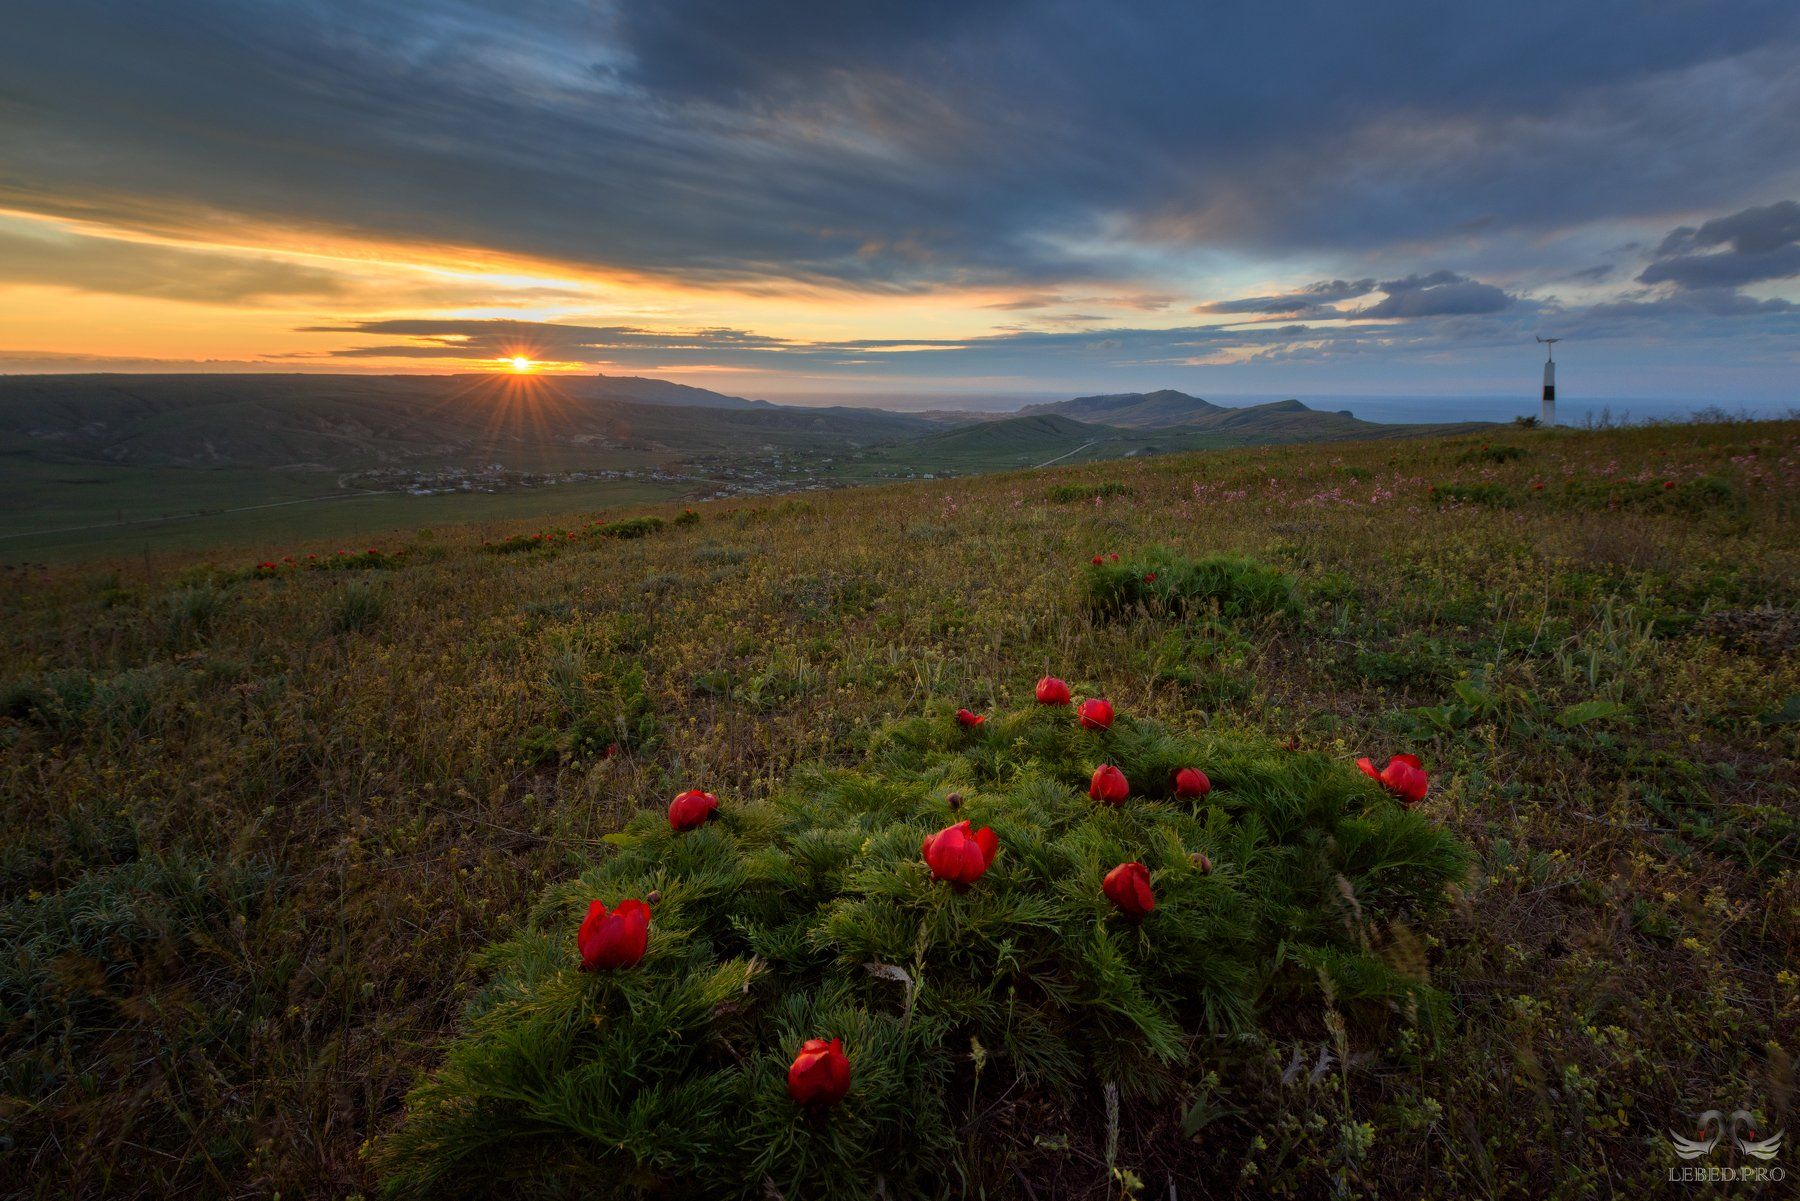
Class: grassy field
1,420,1796,1197
0,472,689,565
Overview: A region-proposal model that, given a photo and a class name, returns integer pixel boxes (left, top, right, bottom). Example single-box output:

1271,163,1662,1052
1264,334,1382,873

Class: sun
506,356,535,374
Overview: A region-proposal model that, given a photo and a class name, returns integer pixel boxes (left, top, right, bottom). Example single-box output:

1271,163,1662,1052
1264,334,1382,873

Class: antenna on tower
1534,336,1561,425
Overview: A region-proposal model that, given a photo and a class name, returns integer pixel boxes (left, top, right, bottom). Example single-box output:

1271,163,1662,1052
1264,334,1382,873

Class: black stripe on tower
1542,385,1555,401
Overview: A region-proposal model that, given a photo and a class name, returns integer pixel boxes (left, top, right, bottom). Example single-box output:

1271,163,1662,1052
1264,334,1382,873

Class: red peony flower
1090,764,1130,805
1356,754,1429,807
1172,767,1210,798
1108,553,1120,561
1078,698,1115,730
922,819,999,886
1143,572,1157,583
668,789,719,831
577,898,650,970
1663,480,1675,489
955,708,986,728
787,1037,851,1107
1035,676,1072,705
1091,555,1105,565
1102,861,1155,918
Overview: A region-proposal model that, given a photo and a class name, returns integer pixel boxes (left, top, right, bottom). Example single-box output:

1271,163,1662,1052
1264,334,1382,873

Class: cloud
1196,272,1514,320
1,1,1796,294
1352,272,1516,318
1638,199,1800,289
1655,199,1800,256
1195,278,1376,315
0,220,349,304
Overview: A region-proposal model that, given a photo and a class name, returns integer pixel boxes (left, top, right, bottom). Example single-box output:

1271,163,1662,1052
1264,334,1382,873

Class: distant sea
1203,394,1793,426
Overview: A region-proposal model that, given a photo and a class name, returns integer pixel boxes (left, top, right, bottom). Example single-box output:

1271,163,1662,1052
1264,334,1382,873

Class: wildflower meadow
1,419,1795,1198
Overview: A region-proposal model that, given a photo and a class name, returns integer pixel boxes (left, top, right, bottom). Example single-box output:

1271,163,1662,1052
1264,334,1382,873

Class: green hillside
874,413,1123,470
0,376,1494,561
2,419,1794,1198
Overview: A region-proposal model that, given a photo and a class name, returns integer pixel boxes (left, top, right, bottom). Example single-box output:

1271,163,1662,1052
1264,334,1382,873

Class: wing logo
1669,1111,1724,1160
1670,1109,1785,1173
1732,1111,1783,1162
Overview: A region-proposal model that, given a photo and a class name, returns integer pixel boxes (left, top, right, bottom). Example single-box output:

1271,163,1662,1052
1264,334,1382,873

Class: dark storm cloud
3,1,1798,291
1638,200,1800,290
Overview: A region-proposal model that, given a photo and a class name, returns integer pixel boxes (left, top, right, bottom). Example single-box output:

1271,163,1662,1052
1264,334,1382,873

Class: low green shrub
1084,550,1301,622
376,700,1465,1198
591,516,666,540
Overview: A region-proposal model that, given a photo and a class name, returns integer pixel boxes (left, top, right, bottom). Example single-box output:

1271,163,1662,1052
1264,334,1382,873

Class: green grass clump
0,851,271,1146
1455,444,1529,465
374,700,1465,1198
1435,482,1513,507
1084,549,1300,622
1047,481,1132,503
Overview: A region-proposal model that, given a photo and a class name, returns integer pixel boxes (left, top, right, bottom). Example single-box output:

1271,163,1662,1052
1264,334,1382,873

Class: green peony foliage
375,700,1466,1198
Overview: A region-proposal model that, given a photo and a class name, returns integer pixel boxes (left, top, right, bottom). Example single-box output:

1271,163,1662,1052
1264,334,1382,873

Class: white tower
1535,336,1560,426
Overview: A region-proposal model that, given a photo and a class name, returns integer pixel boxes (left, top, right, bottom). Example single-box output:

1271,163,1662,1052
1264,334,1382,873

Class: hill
1021,389,1490,443
865,399,1490,475
0,373,923,470
571,372,772,410
1020,387,1228,427
3,419,1793,1197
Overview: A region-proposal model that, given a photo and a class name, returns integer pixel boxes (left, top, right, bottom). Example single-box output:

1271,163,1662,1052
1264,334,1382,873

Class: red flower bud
668,789,719,831
1143,572,1157,583
1090,555,1105,566
787,1037,851,1107
1035,676,1072,705
1090,764,1130,805
955,708,986,728
1078,698,1115,730
1172,767,1211,798
1102,861,1155,918
1356,754,1429,807
577,898,650,970
922,819,999,886
1108,553,1119,561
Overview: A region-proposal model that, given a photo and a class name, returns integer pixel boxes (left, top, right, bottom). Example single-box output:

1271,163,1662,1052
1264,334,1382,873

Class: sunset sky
2,1,1797,402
